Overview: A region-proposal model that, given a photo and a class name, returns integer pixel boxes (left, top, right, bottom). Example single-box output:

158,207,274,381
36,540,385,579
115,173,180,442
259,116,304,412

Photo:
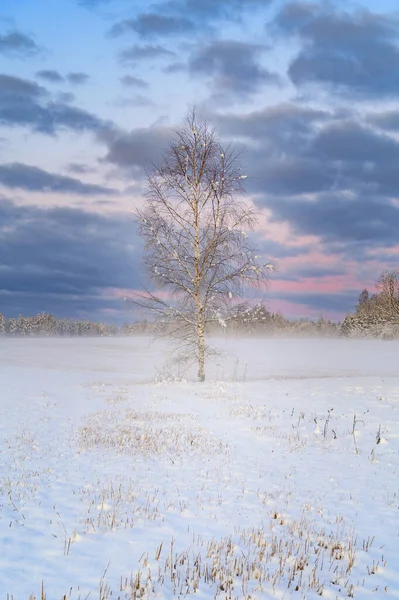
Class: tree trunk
197,315,205,382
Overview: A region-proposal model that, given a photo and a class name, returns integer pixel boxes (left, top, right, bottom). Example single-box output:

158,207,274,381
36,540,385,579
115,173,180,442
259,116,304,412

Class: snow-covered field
1,337,398,599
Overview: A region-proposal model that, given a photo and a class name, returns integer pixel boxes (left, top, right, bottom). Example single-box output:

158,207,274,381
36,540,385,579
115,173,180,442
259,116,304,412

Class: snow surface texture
0,337,398,599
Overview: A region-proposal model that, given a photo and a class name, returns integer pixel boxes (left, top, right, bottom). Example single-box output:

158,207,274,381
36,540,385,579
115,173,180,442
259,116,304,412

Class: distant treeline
340,269,399,340
0,312,119,337
3,266,399,339
0,308,340,338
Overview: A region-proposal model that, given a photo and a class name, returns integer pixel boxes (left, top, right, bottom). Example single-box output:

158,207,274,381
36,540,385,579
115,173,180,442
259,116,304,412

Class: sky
1,0,399,324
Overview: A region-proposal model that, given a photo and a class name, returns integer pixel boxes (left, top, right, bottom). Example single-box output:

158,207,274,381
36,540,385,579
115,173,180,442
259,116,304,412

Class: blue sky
2,0,399,323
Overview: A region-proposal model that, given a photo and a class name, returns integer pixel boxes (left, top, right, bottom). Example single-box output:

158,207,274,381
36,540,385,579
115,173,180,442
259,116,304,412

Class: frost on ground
0,337,398,599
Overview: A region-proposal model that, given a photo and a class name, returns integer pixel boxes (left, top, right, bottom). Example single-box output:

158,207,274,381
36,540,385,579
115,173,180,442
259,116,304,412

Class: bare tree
133,110,272,381
376,270,399,317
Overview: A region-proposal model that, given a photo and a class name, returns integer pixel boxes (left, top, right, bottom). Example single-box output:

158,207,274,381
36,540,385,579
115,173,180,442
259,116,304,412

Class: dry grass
78,408,229,460
76,479,162,533
21,508,384,599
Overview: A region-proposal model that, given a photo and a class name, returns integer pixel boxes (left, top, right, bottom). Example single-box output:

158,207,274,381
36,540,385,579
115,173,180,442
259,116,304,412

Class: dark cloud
219,103,399,200
244,156,335,196
292,265,346,279
0,73,45,99
0,30,40,58
217,102,329,156
181,40,279,99
119,44,175,64
57,91,76,103
272,1,317,33
273,2,399,97
0,73,106,134
0,163,116,195
218,103,329,142
67,72,90,85
267,192,399,246
36,69,64,83
111,13,195,38
67,162,96,174
120,75,149,88
81,0,271,17
0,198,140,321
43,103,104,133
108,0,272,41
154,0,272,30
99,125,170,172
367,110,399,131
270,290,357,314
216,105,337,192
355,162,399,198
312,121,399,163
169,0,270,20
308,121,399,198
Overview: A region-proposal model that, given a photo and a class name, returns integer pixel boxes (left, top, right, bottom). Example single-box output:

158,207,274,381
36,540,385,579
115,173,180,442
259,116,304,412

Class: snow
0,336,398,599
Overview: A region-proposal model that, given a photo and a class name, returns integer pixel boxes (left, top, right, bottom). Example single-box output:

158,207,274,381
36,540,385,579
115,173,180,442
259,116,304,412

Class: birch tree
134,111,272,381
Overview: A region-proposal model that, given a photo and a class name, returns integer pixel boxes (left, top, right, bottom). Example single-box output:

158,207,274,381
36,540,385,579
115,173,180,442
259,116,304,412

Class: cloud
120,75,149,88
218,103,329,140
273,2,399,97
255,157,336,195
99,125,171,172
312,120,399,163
110,13,196,38
180,40,279,99
118,44,175,64
215,103,337,193
272,1,317,33
367,110,399,131
57,91,76,103
81,0,271,17
267,192,399,246
154,0,272,29
270,289,357,313
45,104,103,133
0,163,116,195
108,0,273,41
171,0,270,20
219,102,399,197
308,120,399,198
67,72,90,85
0,73,45,99
293,265,345,279
0,198,141,321
67,162,96,174
36,69,64,83
216,102,329,155
0,30,40,58
0,73,106,134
